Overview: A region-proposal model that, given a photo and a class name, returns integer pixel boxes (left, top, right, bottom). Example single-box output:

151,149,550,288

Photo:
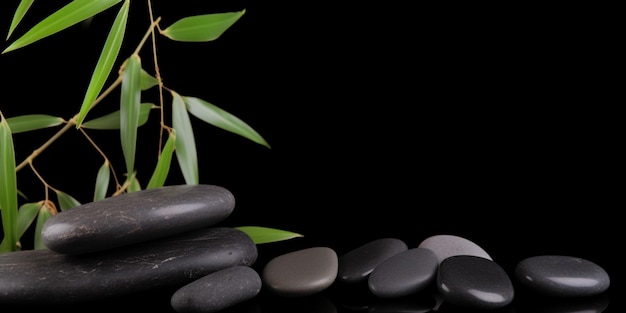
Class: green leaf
5,114,64,134
0,112,18,253
120,55,142,176
171,92,199,185
236,226,303,245
126,173,141,193
33,204,54,250
6,0,34,40
161,10,245,42
75,0,129,127
94,161,111,201
140,69,159,91
16,202,40,240
2,0,122,53
55,190,81,211
81,103,154,130
147,130,176,189
183,96,270,148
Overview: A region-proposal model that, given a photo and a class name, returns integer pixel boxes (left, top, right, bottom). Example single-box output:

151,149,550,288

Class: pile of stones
0,185,611,312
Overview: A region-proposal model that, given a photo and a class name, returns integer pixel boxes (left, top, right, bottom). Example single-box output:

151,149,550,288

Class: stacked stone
0,185,612,312
0,185,260,312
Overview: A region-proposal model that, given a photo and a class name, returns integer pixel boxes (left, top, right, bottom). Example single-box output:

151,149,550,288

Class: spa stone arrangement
0,184,611,312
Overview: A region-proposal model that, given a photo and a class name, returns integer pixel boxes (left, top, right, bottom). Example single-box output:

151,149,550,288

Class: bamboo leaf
81,103,154,130
2,0,122,54
0,111,18,253
6,0,34,40
120,55,142,176
147,130,176,189
55,190,81,211
140,69,159,91
125,172,141,193
5,114,64,134
16,202,40,241
161,10,245,42
94,161,111,201
34,203,55,250
236,226,303,245
183,96,270,148
171,92,198,185
75,0,129,127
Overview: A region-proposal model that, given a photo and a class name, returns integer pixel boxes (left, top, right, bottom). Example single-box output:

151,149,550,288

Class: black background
0,1,622,312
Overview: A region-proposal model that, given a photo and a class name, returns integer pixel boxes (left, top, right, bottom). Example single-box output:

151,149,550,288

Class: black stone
368,247,438,298
514,255,610,297
337,238,408,284
42,184,235,254
0,227,257,305
170,265,262,313
437,255,515,310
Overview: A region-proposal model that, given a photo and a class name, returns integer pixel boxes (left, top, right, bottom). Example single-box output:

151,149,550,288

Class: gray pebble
368,248,438,298
170,266,262,313
515,255,610,297
417,234,492,264
262,247,338,297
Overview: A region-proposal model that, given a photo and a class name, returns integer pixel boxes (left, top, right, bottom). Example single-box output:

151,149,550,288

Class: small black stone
0,227,257,304
437,255,515,310
337,238,408,284
170,265,262,313
42,184,235,254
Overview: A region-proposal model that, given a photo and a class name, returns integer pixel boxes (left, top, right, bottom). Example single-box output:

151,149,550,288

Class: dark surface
0,1,621,312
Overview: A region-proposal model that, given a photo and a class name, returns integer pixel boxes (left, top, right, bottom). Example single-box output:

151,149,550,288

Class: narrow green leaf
55,190,81,211
183,97,270,148
126,173,141,193
140,69,159,91
75,0,129,127
120,55,142,176
0,111,18,253
94,161,111,201
16,202,40,240
34,204,54,250
5,114,64,134
171,92,198,185
161,10,245,42
147,130,176,189
236,226,303,245
6,0,34,40
81,103,154,130
2,0,122,54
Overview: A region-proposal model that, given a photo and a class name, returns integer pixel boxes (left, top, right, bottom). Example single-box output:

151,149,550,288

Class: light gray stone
170,266,262,313
417,234,492,263
437,255,514,310
42,184,235,254
262,247,338,297
337,238,408,284
515,255,610,297
0,227,257,305
368,248,438,298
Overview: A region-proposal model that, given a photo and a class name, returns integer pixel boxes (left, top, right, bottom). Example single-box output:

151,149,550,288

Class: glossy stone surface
262,247,338,297
417,234,492,263
0,227,257,304
337,238,408,284
437,255,514,310
170,266,262,313
42,184,235,254
368,247,438,298
514,255,610,297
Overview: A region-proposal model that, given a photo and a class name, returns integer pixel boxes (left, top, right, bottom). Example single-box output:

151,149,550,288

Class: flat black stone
337,238,408,284
170,265,262,313
41,184,235,254
0,227,257,305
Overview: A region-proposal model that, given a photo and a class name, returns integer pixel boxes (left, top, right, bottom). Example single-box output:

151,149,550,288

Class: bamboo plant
0,0,301,253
